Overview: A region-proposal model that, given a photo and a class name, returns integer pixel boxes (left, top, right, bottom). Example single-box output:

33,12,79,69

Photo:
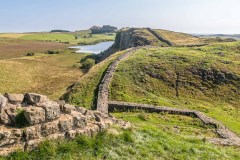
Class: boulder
71,111,87,128
24,93,48,105
65,130,76,139
24,125,41,140
24,107,45,125
84,110,96,122
4,94,24,105
41,121,59,137
61,104,76,114
58,114,73,131
24,139,42,152
0,109,11,125
5,106,18,125
75,106,87,114
0,128,22,147
0,95,7,109
93,111,108,122
40,101,60,120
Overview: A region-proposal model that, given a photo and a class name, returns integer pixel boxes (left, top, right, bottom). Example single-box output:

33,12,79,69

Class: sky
1,0,240,34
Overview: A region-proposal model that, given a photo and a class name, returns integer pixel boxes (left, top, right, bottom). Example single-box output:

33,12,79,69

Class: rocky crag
98,28,170,61
0,93,130,156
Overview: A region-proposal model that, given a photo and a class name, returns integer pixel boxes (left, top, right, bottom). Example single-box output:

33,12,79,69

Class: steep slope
109,42,240,135
98,28,169,61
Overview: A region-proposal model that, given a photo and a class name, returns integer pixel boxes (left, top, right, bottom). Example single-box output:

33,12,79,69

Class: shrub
80,58,96,71
138,113,148,121
26,52,35,56
46,50,59,54
121,130,134,143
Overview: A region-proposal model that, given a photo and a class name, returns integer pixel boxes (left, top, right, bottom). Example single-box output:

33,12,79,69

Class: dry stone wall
146,28,175,46
0,93,129,156
96,45,240,146
97,47,140,114
108,101,240,146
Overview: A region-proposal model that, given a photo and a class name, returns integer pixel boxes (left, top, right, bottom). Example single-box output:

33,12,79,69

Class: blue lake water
70,41,114,54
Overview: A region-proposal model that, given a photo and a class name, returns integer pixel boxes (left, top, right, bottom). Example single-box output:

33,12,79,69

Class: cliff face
98,28,167,61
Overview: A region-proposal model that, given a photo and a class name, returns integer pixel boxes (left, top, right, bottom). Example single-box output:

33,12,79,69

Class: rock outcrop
98,28,169,61
0,93,130,156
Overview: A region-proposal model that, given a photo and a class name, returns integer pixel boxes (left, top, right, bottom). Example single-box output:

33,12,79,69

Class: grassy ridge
153,29,203,45
2,112,239,160
110,42,240,135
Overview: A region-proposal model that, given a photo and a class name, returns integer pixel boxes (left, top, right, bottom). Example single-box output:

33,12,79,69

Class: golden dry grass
154,29,203,45
0,33,30,38
0,38,67,59
0,51,86,100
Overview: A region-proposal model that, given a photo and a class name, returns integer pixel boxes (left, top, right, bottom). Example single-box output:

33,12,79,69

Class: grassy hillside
153,29,203,46
62,50,127,109
110,42,240,135
2,112,239,160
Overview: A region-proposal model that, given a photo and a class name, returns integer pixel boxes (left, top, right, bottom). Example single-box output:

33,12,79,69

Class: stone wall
108,101,240,146
96,47,140,114
146,28,174,46
0,93,129,156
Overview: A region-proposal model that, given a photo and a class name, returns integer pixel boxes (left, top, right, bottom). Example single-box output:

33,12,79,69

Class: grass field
0,30,116,99
0,48,89,100
0,38,67,59
0,30,115,45
2,112,239,160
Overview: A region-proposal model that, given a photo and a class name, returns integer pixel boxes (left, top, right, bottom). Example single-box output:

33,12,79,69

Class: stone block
4,93,24,105
40,101,60,120
58,115,73,131
24,107,45,125
24,93,48,105
41,121,59,137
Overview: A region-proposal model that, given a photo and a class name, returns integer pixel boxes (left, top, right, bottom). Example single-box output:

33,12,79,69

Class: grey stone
0,95,7,109
71,111,87,128
0,109,11,125
41,121,59,137
24,125,41,140
24,93,48,105
58,115,73,131
4,93,24,105
24,107,45,125
61,104,76,114
40,101,60,120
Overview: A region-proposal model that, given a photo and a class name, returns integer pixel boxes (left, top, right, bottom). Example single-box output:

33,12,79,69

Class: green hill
59,28,240,159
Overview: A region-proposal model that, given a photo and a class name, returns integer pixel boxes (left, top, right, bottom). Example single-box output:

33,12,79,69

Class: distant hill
50,29,70,33
90,25,118,34
197,34,240,40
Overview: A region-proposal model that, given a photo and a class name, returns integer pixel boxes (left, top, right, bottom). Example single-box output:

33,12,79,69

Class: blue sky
1,0,240,34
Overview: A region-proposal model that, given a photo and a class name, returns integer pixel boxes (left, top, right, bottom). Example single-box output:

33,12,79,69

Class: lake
70,41,114,54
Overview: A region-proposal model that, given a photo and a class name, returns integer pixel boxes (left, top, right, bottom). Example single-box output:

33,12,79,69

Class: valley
0,27,240,159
